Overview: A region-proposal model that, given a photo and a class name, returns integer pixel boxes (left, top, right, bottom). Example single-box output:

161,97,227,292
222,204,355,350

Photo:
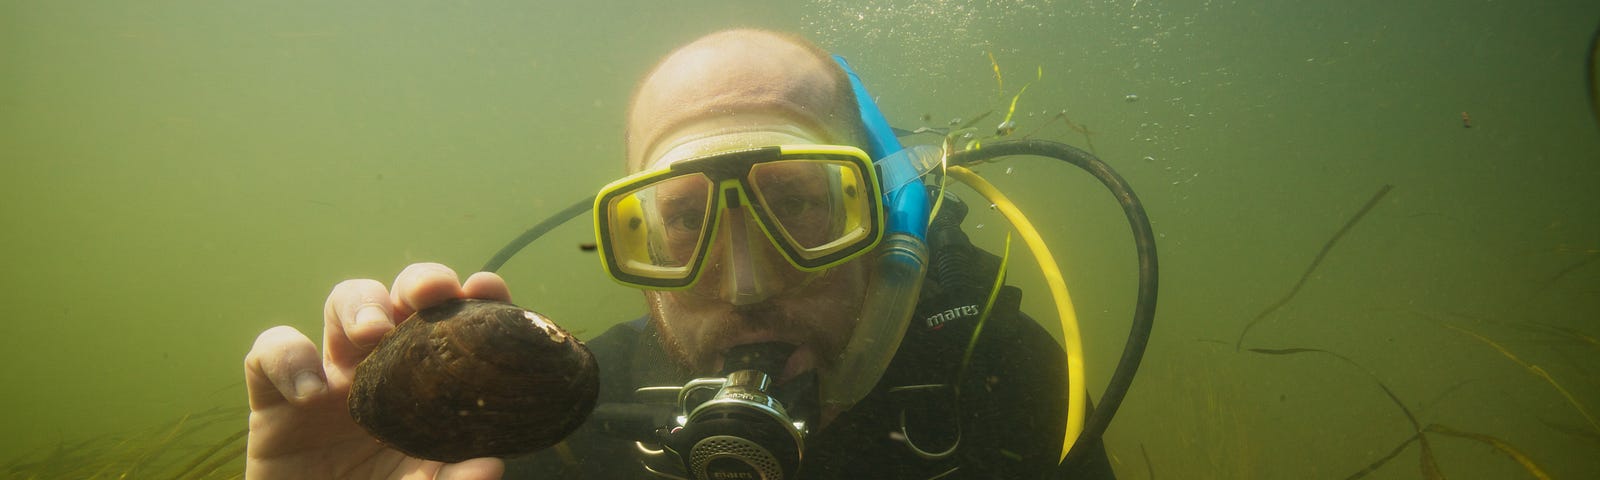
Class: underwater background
2,0,1597,478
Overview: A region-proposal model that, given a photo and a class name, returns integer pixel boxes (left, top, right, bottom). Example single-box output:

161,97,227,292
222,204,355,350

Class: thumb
437,457,505,480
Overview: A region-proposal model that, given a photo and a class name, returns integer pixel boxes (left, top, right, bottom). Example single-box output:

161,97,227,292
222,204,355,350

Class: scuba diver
244,29,1154,480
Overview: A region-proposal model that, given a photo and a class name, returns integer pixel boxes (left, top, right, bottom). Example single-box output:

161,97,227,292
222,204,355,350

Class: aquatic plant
1235,184,1393,351
1248,347,1552,479
0,406,247,480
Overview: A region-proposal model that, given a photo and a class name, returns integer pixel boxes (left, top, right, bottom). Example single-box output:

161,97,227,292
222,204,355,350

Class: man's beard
644,268,864,378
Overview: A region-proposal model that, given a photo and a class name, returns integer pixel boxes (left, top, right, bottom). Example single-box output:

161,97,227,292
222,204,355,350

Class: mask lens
748,159,875,263
604,173,714,282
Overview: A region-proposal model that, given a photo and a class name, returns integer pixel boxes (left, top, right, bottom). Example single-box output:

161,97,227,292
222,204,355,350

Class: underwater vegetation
905,50,1101,156
1234,185,1394,352
1233,188,1597,478
0,406,247,480
1247,346,1554,480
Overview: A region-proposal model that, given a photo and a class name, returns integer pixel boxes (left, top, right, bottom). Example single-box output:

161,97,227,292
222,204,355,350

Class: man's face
645,246,865,382
641,128,868,382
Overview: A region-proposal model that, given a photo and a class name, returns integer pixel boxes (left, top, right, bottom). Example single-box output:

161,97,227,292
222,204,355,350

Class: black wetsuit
505,201,1117,479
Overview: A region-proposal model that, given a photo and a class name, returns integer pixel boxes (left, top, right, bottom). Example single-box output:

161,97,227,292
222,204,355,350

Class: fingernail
355,305,391,329
293,371,326,400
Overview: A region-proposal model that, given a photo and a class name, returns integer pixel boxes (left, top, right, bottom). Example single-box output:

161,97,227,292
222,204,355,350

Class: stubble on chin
643,264,865,376
644,290,698,372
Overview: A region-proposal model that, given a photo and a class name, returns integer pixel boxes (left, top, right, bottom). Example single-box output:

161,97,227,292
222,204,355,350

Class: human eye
770,194,824,220
663,209,706,233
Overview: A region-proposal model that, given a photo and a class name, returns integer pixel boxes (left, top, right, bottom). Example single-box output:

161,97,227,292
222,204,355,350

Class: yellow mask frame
593,145,885,290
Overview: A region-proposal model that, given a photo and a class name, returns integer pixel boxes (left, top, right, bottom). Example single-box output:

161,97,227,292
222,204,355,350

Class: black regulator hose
947,139,1159,466
481,197,592,273
925,191,982,299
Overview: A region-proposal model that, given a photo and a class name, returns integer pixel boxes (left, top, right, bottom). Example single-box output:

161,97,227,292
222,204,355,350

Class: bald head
625,30,865,172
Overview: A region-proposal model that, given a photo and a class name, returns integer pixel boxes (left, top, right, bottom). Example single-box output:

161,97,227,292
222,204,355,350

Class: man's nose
703,206,790,306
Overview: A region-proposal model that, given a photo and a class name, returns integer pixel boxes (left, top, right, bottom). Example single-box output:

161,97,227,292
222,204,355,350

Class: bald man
243,30,1114,479
620,30,870,393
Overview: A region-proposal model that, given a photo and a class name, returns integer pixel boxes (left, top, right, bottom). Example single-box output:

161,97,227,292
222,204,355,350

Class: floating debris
995,120,1016,136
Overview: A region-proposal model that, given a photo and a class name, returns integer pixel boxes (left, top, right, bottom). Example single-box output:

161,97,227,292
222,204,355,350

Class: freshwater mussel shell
348,298,599,463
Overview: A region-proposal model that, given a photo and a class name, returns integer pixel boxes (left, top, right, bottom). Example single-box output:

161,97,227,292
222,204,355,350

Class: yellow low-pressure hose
945,165,1086,461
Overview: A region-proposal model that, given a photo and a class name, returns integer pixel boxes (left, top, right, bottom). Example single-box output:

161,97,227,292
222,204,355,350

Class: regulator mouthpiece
664,342,809,480
721,341,797,376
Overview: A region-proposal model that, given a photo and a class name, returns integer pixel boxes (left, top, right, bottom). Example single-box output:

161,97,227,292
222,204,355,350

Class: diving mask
594,145,886,290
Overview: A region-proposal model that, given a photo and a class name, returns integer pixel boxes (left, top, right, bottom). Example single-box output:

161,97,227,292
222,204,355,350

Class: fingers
323,278,397,376
462,271,512,303
323,265,512,375
308,263,515,399
245,326,327,411
389,263,469,321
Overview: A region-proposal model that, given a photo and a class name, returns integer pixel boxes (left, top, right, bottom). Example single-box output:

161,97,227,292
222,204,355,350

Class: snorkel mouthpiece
823,54,931,411
822,232,926,409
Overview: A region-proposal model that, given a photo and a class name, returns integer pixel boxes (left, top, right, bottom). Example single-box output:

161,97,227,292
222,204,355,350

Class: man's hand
243,263,512,480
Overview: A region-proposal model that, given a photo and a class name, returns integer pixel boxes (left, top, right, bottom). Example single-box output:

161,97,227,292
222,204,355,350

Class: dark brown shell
348,299,598,463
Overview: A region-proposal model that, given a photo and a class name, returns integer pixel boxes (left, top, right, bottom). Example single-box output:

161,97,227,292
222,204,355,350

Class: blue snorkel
823,55,932,410
832,55,930,241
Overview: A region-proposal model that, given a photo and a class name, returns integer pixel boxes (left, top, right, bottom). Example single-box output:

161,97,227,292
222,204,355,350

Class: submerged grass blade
177,439,247,480
173,427,248,480
1140,443,1155,480
1248,346,1445,479
1256,343,1568,479
1017,112,1099,155
1343,433,1420,480
1425,424,1552,480
987,50,1003,100
1538,417,1600,445
1530,321,1600,349
1545,250,1596,286
1419,379,1475,413
1000,66,1043,128
1441,323,1600,434
1417,438,1447,480
958,231,1012,387
956,110,993,131
1076,123,1098,156
1236,185,1393,351
2,406,248,479
1248,347,1423,430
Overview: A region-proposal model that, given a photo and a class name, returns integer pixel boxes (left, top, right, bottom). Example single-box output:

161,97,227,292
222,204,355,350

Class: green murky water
2,0,1596,478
